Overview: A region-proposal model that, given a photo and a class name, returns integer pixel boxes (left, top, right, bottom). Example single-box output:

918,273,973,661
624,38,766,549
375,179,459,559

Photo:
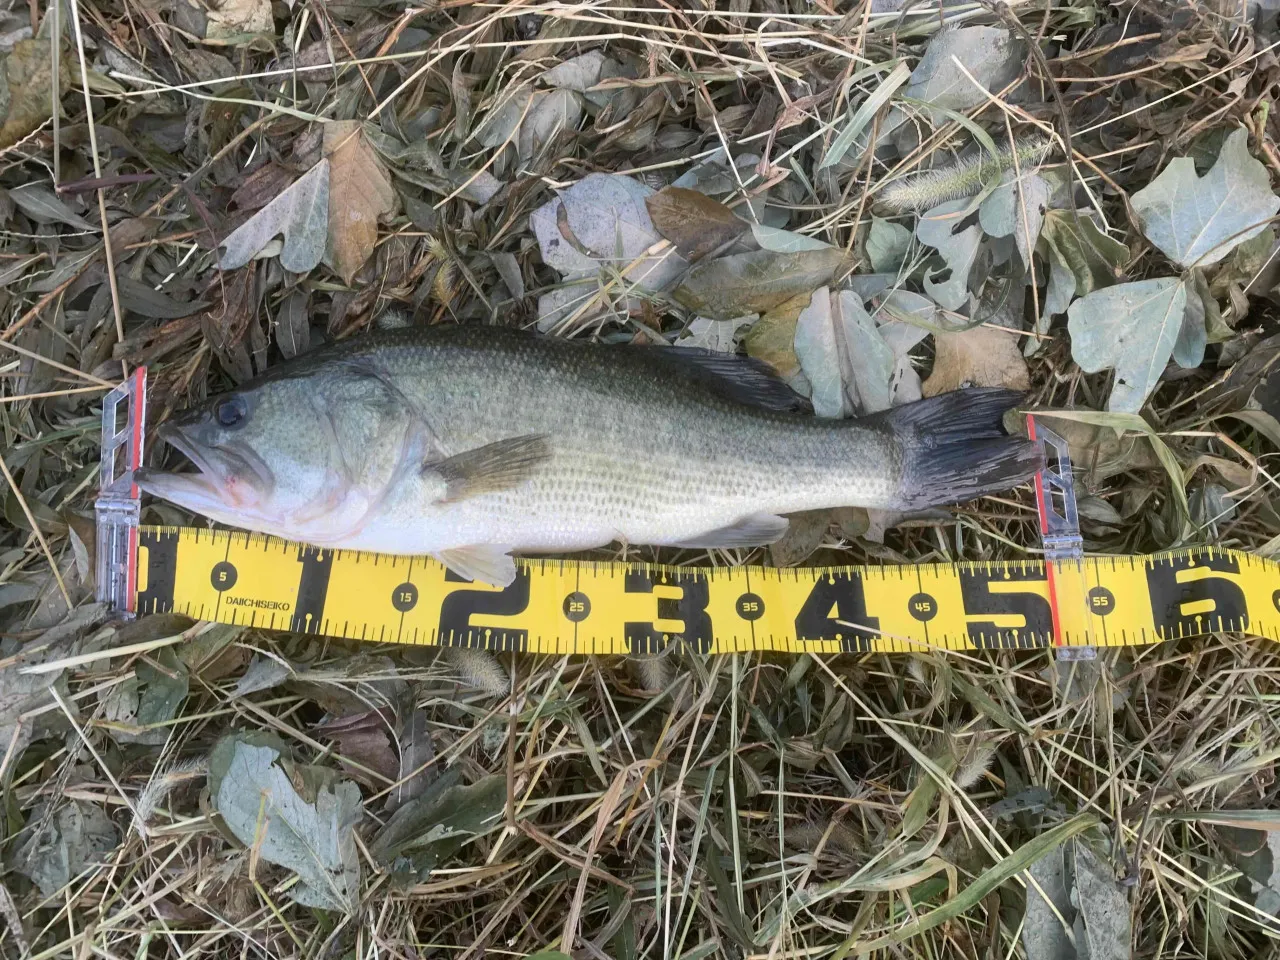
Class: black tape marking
439,569,531,652
291,546,333,634
136,528,179,614
624,570,712,655
1146,550,1248,638
958,566,1053,649
794,573,878,653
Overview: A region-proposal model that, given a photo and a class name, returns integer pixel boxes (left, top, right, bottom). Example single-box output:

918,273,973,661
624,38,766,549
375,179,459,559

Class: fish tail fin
871,388,1043,509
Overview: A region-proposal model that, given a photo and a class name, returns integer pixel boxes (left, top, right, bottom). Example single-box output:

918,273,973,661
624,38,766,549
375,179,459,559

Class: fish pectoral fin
671,513,789,549
434,546,518,587
424,434,551,502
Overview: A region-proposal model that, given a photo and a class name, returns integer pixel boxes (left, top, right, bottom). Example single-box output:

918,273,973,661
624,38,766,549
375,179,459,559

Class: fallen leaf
0,603,105,770
769,510,830,567
518,88,582,161
0,37,69,150
11,182,94,229
532,174,687,331
1067,277,1188,413
210,737,362,912
674,247,844,320
205,0,273,40
12,800,120,896
745,292,809,381
275,289,310,359
1039,209,1128,297
794,288,895,417
1072,843,1132,960
370,771,505,882
645,186,747,260
979,173,1049,267
315,710,399,785
387,708,435,812
917,199,983,310
324,121,399,285
924,325,1030,396
1022,845,1073,960
675,315,752,352
473,84,533,149
219,160,329,273
1131,127,1280,269
902,27,1026,120
866,216,912,273
542,50,606,91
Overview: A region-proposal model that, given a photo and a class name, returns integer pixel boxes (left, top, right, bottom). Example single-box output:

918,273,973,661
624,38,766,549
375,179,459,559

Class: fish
135,325,1042,586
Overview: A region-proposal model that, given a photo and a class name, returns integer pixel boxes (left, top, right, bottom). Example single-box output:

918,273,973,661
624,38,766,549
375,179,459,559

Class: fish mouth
135,423,273,512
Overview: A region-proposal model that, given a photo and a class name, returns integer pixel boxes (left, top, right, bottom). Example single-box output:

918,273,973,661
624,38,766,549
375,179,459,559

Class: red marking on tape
1027,415,1064,647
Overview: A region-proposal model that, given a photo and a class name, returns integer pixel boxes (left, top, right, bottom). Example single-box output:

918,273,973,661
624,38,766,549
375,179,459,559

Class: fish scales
137,326,1040,585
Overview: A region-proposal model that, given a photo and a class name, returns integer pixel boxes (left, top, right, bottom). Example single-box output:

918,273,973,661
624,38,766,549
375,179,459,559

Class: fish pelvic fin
435,546,518,587
426,434,552,502
872,388,1043,509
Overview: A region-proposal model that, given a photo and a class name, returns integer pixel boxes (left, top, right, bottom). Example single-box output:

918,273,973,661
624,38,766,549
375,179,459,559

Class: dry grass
3,0,1280,957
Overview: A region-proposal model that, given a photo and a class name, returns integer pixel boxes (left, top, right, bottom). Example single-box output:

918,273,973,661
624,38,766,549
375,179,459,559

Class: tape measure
95,369,1280,656
128,531,1278,655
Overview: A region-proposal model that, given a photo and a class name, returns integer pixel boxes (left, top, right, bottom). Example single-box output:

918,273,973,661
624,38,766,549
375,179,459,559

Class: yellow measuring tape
131,528,1279,655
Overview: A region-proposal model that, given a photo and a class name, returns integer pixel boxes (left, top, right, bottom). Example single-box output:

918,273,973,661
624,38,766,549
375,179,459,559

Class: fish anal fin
434,546,517,587
671,513,789,549
425,434,551,501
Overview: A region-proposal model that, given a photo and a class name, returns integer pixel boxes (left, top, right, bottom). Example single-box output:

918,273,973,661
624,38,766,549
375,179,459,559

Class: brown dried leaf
645,186,748,261
230,162,296,212
923,325,1030,397
315,710,399,786
324,121,399,285
744,292,809,380
0,38,70,150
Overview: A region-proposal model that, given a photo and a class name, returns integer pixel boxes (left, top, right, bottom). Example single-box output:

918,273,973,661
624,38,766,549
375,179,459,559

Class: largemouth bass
136,326,1040,585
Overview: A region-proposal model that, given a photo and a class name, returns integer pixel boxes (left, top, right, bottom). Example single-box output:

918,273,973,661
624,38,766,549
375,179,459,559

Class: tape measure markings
132,526,1280,655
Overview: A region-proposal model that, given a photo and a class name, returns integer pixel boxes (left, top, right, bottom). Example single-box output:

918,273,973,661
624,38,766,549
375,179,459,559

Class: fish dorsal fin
423,434,551,502
435,546,517,587
661,348,810,413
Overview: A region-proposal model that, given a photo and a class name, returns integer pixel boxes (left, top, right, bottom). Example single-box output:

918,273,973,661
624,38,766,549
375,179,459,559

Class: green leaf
978,173,1049,267
673,246,844,320
819,61,910,170
917,198,982,311
901,26,1026,121
866,217,912,273
1067,277,1188,413
1040,209,1127,296
1131,127,1280,269
210,738,363,912
12,800,120,897
370,772,505,882
837,814,1100,957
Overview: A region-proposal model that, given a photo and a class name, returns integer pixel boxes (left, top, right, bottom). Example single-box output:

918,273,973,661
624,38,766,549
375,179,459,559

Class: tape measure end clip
95,368,147,620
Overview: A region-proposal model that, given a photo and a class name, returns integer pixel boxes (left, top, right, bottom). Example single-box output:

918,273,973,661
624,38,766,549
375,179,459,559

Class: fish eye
214,395,248,429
